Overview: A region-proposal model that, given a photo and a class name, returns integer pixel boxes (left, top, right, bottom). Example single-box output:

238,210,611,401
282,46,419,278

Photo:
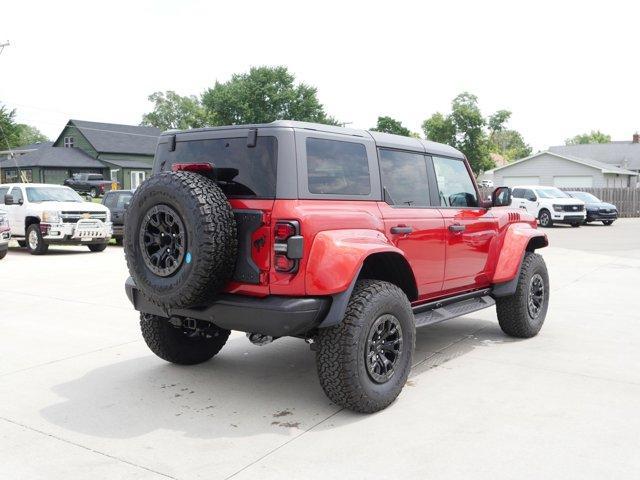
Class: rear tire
496,252,549,338
316,280,415,413
88,243,108,252
538,209,553,228
571,222,580,228
26,224,48,255
89,187,98,198
140,313,230,365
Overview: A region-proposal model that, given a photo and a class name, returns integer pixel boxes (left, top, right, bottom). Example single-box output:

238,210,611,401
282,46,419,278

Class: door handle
448,224,466,233
390,225,413,234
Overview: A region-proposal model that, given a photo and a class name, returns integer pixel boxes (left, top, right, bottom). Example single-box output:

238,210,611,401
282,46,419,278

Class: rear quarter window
156,136,278,198
306,138,370,195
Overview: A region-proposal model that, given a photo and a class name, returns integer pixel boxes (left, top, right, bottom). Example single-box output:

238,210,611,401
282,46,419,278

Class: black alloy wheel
527,273,545,319
366,315,403,384
139,204,186,277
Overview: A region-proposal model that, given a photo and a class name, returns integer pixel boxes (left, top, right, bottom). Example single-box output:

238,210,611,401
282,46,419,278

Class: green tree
16,124,49,145
201,66,337,126
0,104,22,149
487,109,532,161
565,130,611,145
141,91,207,131
423,92,493,173
370,116,411,136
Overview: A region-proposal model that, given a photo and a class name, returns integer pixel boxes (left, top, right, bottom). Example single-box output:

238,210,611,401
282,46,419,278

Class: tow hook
246,333,276,346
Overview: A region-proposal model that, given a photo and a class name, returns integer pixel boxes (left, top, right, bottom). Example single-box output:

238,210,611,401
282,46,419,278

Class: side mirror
4,194,14,205
492,187,511,207
124,201,131,209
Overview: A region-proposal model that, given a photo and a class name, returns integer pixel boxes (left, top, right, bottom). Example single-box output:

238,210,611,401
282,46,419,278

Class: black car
566,191,618,225
102,190,133,244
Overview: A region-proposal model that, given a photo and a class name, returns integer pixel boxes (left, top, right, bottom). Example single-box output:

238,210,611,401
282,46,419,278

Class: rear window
156,136,278,198
306,138,370,195
87,174,103,181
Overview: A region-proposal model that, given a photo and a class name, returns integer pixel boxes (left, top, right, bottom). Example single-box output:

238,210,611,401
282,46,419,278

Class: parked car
1,183,112,255
0,209,10,259
63,173,116,198
122,121,550,413
102,190,133,244
565,191,618,225
511,185,586,227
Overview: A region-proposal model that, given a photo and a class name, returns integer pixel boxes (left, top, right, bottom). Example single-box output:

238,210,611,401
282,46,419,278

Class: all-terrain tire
496,252,549,338
26,224,49,255
88,243,108,252
124,171,237,308
140,313,230,365
538,209,553,228
316,280,415,413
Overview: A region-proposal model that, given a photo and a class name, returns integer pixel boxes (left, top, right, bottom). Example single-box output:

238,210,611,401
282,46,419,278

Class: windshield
569,192,599,202
535,187,570,199
26,186,85,203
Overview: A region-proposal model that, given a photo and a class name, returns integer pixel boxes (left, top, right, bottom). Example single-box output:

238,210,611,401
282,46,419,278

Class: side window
103,194,117,209
379,149,430,207
306,138,370,195
0,186,9,203
10,187,24,204
524,189,536,201
432,157,478,207
511,188,524,198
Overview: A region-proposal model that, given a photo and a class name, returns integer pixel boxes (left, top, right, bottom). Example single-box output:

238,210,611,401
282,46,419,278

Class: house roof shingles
0,145,105,169
549,142,640,170
63,120,161,155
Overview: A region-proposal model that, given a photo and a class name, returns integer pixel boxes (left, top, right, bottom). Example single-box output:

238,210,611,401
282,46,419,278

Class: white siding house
491,151,638,188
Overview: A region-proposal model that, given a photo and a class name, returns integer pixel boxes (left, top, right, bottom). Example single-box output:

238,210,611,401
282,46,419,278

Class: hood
585,201,616,210
547,198,584,206
32,201,109,213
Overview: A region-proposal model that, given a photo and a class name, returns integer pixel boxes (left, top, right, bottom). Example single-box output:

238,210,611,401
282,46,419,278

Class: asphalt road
1,219,639,479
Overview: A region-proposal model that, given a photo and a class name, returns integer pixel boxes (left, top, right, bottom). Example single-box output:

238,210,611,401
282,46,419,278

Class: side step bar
413,292,495,329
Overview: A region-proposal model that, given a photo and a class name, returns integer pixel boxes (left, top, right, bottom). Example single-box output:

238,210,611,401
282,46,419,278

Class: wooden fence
478,187,640,218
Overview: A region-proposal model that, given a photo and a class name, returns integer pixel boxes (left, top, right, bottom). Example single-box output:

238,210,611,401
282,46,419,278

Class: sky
1,0,639,151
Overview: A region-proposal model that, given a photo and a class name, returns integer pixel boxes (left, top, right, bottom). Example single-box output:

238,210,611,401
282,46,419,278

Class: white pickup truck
0,183,113,255
0,209,9,259
510,185,586,228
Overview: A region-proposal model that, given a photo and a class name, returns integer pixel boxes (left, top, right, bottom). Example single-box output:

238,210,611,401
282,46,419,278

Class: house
489,151,638,188
0,120,161,189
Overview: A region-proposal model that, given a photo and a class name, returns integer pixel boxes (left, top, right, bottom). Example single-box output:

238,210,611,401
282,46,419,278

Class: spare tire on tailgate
124,171,237,308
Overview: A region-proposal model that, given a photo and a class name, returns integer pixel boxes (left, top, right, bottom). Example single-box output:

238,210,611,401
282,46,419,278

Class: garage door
43,169,69,185
553,176,593,188
502,176,540,187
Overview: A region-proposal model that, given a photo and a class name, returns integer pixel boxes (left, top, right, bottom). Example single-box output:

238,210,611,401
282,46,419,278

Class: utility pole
0,41,9,56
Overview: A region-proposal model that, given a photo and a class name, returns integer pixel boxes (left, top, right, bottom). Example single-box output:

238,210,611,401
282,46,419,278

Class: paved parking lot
1,219,639,479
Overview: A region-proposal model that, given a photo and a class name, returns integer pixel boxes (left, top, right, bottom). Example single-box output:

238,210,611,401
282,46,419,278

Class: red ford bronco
124,121,549,413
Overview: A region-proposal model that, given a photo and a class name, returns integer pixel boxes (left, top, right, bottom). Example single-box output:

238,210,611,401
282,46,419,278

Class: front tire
316,280,415,413
88,243,108,252
89,187,99,198
26,224,49,255
538,209,553,228
0,249,6,259
496,252,549,338
571,222,581,228
140,313,230,365
603,220,614,226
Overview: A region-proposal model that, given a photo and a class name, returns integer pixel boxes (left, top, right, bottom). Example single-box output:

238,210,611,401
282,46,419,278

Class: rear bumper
125,277,331,337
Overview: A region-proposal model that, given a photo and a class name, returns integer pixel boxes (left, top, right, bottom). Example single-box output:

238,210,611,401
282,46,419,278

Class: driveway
1,219,639,479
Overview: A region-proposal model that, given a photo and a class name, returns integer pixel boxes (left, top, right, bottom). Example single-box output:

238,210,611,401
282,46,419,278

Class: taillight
171,162,215,173
273,221,302,273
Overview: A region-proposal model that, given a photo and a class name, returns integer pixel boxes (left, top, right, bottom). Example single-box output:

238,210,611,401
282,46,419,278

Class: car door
7,186,27,236
377,148,446,300
432,156,499,293
521,189,539,216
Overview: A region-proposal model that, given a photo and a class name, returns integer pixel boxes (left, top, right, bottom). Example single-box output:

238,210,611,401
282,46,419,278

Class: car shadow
7,245,93,255
39,316,516,440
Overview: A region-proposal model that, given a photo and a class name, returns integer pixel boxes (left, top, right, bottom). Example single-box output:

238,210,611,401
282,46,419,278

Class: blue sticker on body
185,252,192,264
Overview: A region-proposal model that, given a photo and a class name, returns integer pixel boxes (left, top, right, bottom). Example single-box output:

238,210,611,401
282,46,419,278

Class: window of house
64,136,75,148
4,169,19,183
432,156,478,207
19,169,33,183
379,149,430,206
110,169,119,182
306,138,370,195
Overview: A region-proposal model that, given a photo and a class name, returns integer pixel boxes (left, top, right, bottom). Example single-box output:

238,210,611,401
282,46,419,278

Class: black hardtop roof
161,120,465,159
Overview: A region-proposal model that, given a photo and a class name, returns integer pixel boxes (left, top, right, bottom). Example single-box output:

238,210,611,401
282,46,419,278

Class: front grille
60,212,107,223
562,205,584,212
599,208,615,214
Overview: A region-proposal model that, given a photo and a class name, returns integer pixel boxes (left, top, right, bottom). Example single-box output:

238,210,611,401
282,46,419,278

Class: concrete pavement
1,219,639,479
